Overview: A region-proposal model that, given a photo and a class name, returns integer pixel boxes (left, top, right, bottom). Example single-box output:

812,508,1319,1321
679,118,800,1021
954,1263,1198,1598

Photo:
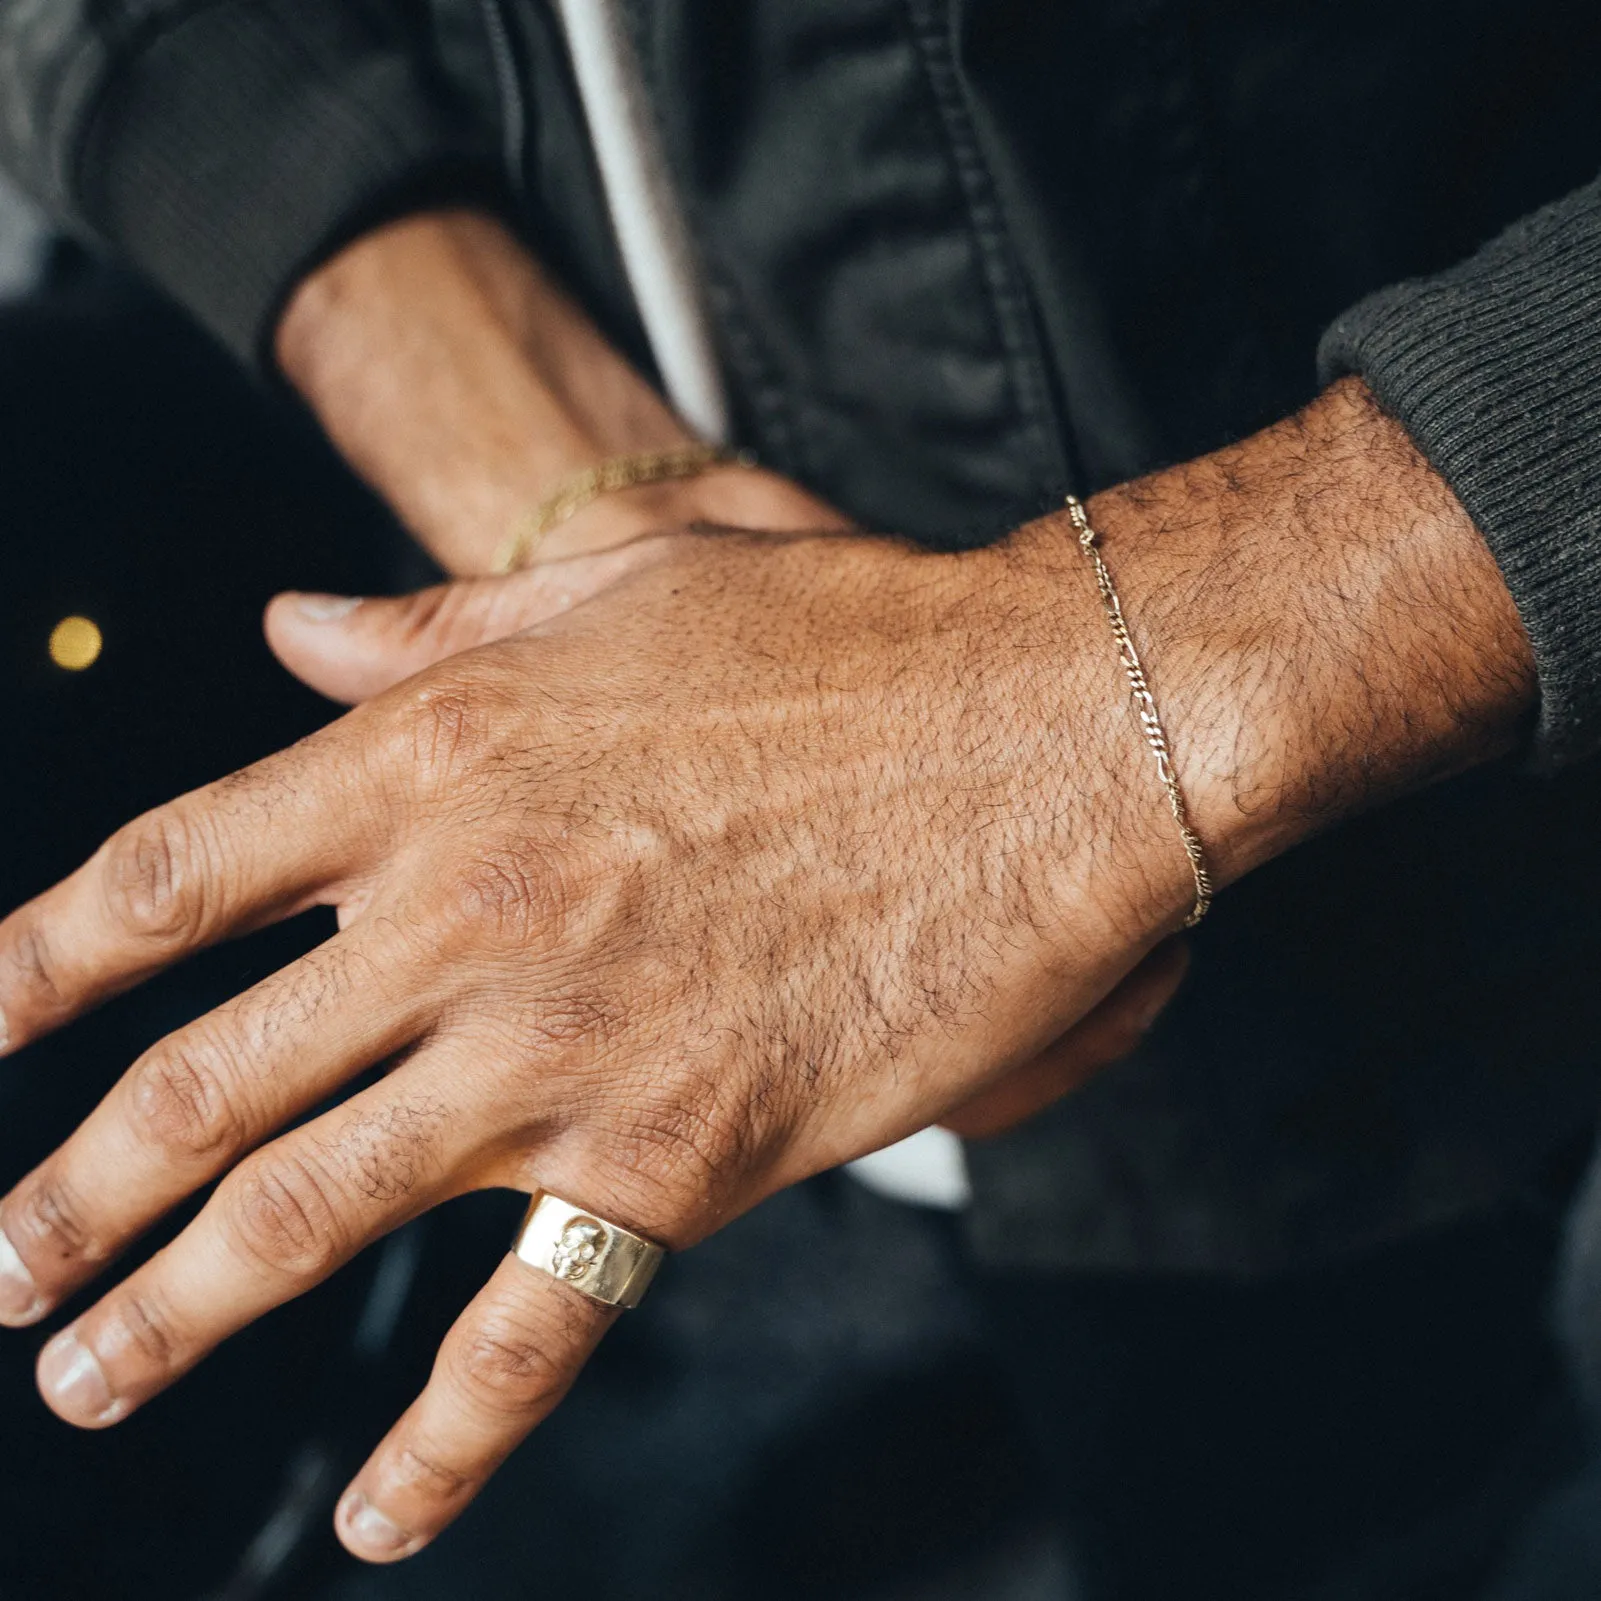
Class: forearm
275,210,697,573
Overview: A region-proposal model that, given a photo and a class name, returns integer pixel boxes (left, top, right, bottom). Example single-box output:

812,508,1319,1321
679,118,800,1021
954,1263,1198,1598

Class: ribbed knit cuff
1319,177,1601,769
72,0,502,369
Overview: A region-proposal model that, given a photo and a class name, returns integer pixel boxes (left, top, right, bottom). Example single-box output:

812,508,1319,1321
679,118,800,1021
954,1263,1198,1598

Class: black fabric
633,0,1070,543
977,1206,1581,1601
3,0,503,366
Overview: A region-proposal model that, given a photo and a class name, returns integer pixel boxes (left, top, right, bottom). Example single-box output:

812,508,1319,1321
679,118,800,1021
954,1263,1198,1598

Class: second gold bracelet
493,444,754,574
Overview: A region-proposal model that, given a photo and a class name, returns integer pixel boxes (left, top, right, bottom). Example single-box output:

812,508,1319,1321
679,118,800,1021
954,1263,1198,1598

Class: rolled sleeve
1,0,502,366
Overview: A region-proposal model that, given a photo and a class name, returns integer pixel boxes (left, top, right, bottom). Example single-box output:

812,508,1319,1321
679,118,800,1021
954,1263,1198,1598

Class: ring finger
336,1245,620,1562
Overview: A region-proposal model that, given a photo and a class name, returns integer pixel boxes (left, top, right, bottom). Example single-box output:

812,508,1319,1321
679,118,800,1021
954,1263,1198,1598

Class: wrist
1075,378,1535,893
277,210,692,572
998,377,1535,960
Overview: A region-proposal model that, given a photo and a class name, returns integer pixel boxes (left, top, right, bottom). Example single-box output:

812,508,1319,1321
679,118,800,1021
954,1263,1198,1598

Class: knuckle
443,851,559,949
126,1036,247,1162
439,826,622,959
517,985,629,1057
9,1171,100,1266
450,1318,567,1414
101,809,210,945
222,1150,347,1280
104,1285,183,1370
597,1073,753,1235
396,677,499,789
390,1443,473,1503
2,912,67,1012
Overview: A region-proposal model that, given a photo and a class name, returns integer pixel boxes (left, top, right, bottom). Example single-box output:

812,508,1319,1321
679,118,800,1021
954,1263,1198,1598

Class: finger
0,921,431,1328
336,1250,615,1562
33,1062,468,1430
940,940,1190,1140
0,735,376,1056
265,541,666,705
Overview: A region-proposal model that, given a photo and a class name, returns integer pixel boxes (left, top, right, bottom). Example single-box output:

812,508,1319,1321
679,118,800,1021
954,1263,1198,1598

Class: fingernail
292,593,362,623
341,1492,415,1556
0,1227,45,1327
39,1331,121,1423
0,1003,11,1056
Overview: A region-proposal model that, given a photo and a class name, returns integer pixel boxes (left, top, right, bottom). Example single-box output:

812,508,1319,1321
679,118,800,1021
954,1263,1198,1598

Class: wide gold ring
511,1193,665,1310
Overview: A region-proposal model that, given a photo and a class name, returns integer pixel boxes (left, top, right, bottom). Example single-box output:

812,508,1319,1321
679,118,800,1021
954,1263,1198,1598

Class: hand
265,539,1192,1136
0,507,1198,1557
0,379,1533,1564
273,183,1176,1147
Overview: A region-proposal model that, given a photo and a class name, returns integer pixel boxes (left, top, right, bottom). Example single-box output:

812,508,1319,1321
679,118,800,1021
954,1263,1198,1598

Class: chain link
494,444,754,573
1064,495,1214,928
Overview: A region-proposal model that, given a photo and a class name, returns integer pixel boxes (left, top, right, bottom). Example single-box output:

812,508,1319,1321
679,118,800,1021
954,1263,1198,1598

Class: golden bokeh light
49,615,103,671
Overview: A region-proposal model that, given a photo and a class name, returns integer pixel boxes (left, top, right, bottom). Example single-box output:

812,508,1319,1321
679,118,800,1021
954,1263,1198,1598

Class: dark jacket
5,0,1601,1273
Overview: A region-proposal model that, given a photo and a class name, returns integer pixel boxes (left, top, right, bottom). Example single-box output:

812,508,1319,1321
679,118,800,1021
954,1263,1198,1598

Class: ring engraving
551,1216,608,1284
512,1194,665,1309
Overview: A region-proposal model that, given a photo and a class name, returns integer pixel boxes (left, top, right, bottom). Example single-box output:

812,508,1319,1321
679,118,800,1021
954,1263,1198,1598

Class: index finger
0,732,376,1057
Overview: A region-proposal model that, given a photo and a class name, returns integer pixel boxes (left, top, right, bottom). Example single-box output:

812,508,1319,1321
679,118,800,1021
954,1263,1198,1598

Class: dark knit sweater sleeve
1319,178,1601,768
0,0,500,366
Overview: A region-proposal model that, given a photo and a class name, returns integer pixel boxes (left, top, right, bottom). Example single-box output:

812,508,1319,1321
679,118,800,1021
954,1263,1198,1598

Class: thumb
265,543,656,704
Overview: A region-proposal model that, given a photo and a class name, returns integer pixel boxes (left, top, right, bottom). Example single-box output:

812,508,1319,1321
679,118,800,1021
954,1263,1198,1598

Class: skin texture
267,208,1187,1138
0,213,1538,1564
273,209,845,574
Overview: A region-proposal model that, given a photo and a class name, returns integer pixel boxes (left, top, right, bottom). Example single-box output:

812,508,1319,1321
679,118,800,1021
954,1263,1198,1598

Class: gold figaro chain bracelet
493,444,754,573
1064,494,1214,928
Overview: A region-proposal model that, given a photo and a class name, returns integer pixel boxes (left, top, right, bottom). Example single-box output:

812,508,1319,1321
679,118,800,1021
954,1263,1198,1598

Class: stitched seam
901,0,1065,483
617,0,805,472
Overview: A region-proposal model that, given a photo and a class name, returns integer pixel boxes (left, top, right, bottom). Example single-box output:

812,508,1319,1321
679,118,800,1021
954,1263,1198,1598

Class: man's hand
0,377,1534,1563
0,519,1188,1558
263,540,1193,1138
269,196,1178,1137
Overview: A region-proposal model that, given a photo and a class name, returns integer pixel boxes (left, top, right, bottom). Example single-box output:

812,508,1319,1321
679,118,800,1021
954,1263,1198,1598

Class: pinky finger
336,1248,616,1562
